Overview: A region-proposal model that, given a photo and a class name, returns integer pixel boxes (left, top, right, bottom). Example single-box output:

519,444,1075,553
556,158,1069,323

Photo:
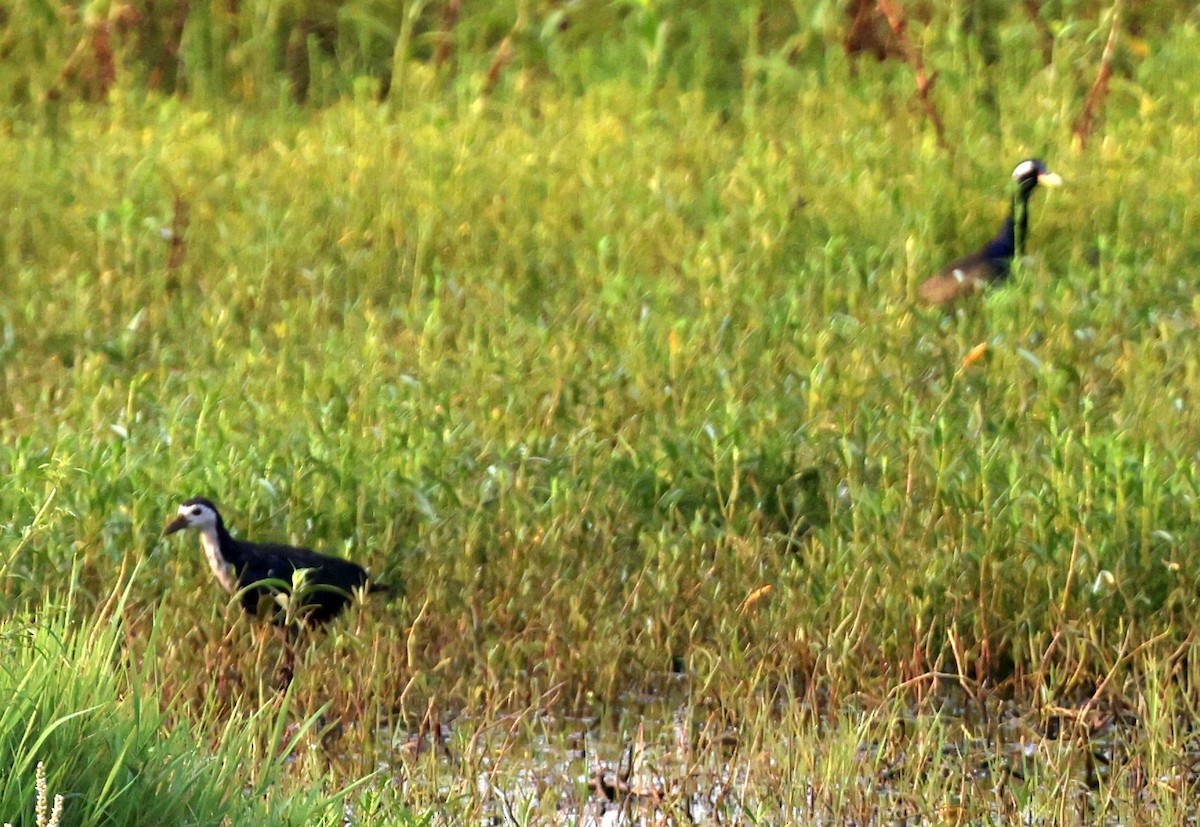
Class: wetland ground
4,2,1200,824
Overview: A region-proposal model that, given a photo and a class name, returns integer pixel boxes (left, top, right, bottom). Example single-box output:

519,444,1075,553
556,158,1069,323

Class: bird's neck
1013,192,1031,256
199,523,241,594
984,193,1033,268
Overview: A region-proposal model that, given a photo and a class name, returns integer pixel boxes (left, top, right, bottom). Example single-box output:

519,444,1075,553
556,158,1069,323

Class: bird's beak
1038,171,1063,187
163,515,189,536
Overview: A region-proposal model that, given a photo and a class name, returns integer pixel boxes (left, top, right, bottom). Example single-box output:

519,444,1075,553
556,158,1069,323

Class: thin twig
876,0,949,150
433,0,461,69
1072,0,1123,150
1022,0,1056,66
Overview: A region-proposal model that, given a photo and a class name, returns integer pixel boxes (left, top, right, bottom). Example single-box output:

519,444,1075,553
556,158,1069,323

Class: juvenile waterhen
164,497,387,626
917,158,1062,307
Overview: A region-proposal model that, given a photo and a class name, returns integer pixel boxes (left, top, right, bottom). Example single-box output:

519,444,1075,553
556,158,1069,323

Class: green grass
0,571,387,826
3,1,1200,823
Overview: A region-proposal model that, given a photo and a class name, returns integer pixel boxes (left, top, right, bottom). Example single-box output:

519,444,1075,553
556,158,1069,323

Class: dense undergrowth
3,1,1200,823
0,576,388,826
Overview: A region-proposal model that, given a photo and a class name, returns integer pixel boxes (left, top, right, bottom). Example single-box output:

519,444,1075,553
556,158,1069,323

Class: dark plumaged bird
164,497,387,626
917,158,1062,307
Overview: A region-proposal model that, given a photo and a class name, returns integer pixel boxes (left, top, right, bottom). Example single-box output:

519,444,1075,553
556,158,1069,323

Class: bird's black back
918,186,1040,307
234,539,372,625
942,215,1018,282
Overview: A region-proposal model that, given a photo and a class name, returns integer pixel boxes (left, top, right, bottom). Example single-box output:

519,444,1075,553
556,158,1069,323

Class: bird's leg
275,624,299,692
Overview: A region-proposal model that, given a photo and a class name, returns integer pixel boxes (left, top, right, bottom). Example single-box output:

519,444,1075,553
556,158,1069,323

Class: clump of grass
0,570,366,826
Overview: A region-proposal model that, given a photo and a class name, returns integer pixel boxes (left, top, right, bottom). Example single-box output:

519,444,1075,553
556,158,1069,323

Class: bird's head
1012,158,1063,196
164,497,221,536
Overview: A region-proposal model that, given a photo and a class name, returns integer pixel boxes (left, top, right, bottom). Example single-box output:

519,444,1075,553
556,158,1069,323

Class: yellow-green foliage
0,581,369,826
3,2,1200,823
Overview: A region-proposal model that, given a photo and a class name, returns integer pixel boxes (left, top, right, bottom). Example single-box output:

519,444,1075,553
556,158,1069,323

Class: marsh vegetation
3,1,1200,823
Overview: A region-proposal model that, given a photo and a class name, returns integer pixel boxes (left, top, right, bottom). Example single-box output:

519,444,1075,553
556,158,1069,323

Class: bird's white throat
198,527,238,594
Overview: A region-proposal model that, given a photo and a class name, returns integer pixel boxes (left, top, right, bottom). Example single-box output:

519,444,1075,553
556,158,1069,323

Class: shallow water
361,681,1183,826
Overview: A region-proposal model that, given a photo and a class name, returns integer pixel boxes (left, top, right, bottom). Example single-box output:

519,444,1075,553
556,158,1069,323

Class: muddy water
369,683,1150,826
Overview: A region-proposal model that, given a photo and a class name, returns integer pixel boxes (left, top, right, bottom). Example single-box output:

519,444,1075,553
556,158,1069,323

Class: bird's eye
191,507,203,516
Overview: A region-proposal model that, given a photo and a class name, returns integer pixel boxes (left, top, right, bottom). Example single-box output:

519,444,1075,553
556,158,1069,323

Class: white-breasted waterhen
163,497,388,625
917,158,1062,307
